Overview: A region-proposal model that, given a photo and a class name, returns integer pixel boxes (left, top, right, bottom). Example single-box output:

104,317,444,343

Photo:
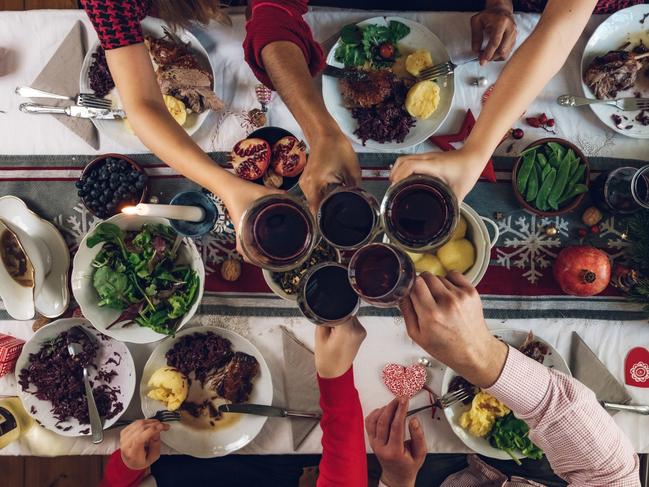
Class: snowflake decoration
495,214,568,284
194,231,239,274
52,203,101,251
597,215,631,260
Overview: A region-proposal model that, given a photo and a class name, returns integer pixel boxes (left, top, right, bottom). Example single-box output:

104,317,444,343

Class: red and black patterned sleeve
80,0,151,50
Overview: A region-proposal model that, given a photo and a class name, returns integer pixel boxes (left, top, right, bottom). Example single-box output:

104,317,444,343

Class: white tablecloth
0,9,648,457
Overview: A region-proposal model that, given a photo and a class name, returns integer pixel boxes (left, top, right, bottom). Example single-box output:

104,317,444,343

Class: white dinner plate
140,326,273,458
580,4,649,139
71,213,205,344
441,329,571,461
0,196,70,318
322,16,455,151
15,318,135,437
79,16,218,150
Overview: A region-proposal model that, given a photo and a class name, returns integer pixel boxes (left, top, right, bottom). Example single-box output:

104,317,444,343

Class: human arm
104,45,278,232
391,0,598,202
244,1,360,212
99,420,169,487
315,317,368,487
400,271,640,486
366,398,427,487
486,347,640,486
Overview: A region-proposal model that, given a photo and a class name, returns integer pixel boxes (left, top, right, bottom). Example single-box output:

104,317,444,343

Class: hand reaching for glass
399,271,508,389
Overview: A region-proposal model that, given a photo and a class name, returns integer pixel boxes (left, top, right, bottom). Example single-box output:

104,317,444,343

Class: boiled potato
406,251,424,263
124,95,186,133
415,254,446,276
405,49,433,77
163,95,187,126
451,216,468,241
405,81,440,119
436,238,475,273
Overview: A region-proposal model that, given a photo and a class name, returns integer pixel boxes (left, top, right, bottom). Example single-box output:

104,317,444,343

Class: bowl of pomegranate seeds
230,127,308,192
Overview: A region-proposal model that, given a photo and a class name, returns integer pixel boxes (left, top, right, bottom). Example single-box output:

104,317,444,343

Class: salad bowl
72,213,205,344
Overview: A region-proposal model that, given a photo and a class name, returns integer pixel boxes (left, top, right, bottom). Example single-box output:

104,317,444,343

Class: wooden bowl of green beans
512,138,590,216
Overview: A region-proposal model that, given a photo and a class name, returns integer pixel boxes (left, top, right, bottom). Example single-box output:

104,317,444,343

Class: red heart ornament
625,347,649,388
381,363,427,398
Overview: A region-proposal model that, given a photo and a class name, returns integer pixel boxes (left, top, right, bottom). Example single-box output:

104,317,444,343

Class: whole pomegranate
271,136,307,177
553,246,611,296
231,138,270,180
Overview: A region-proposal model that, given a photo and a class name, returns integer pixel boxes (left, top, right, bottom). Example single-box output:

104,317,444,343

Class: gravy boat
0,219,52,320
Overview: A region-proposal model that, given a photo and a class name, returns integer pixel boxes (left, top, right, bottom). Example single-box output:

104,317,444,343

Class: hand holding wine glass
399,271,508,388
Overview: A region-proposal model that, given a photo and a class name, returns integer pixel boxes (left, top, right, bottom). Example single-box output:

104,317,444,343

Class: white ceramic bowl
322,16,455,151
140,326,273,458
385,202,499,287
441,329,571,461
79,17,217,150
461,203,499,287
71,213,205,344
15,318,135,437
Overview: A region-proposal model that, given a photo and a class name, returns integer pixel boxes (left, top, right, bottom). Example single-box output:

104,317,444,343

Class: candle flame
121,206,138,215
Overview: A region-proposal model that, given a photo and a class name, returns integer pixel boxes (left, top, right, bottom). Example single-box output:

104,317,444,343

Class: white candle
121,203,205,222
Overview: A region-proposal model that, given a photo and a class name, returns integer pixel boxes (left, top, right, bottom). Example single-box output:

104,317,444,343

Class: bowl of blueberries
76,154,149,219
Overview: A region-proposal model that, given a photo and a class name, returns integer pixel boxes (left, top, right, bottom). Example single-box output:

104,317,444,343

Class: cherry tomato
378,42,395,60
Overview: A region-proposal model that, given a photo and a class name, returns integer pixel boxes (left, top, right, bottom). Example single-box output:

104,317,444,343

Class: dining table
0,6,648,461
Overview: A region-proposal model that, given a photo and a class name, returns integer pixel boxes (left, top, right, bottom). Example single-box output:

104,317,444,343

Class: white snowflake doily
495,214,568,284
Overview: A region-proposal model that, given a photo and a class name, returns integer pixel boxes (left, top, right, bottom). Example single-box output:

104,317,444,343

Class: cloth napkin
29,21,99,149
280,326,321,450
569,332,632,406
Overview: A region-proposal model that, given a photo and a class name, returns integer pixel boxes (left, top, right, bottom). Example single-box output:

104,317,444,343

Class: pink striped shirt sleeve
486,346,640,487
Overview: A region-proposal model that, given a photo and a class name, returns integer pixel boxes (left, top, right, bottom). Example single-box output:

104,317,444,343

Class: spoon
67,341,103,444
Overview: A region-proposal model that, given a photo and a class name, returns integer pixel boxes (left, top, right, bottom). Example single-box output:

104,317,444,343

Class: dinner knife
19,103,125,119
218,403,322,419
322,64,368,82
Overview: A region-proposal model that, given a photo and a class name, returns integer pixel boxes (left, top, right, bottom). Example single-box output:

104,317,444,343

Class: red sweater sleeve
243,0,325,89
317,367,368,487
100,450,148,487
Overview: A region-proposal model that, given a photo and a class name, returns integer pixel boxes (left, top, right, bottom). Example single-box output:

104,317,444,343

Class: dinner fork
557,94,649,111
406,387,473,417
417,57,478,82
110,410,182,429
15,86,113,110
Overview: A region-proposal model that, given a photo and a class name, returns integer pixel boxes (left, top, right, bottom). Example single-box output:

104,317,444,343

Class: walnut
32,315,52,332
263,170,283,189
582,207,603,227
247,108,267,128
221,258,242,282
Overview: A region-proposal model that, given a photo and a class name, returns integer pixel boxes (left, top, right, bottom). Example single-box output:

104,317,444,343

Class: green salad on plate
88,222,199,335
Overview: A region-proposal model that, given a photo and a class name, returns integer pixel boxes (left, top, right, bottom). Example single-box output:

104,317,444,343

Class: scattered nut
247,108,267,128
263,170,283,189
221,258,242,282
582,206,603,227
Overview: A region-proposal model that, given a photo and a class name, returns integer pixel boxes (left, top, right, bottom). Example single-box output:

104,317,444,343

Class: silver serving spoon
67,341,103,444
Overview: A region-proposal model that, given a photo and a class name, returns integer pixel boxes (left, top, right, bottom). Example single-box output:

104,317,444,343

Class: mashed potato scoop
147,366,189,411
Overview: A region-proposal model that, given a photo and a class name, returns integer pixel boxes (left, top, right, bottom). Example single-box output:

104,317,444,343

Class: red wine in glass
254,202,309,260
348,243,415,308
238,194,316,271
298,263,359,324
318,188,379,249
382,175,458,252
